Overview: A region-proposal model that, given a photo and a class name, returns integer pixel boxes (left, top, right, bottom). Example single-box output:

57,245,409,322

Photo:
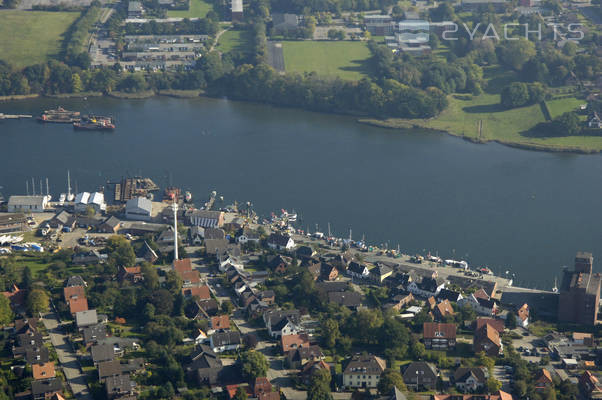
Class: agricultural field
167,0,213,18
545,97,584,119
282,40,372,81
0,10,78,67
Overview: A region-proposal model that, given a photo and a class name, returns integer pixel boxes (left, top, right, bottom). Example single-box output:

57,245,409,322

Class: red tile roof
68,296,89,314
211,315,230,330
423,322,457,339
517,303,529,322
64,285,85,301
476,318,505,333
32,362,55,380
182,285,210,300
281,334,310,353
173,258,192,274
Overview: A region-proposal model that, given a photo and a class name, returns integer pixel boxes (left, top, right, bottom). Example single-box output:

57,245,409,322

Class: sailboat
552,277,558,293
60,170,75,202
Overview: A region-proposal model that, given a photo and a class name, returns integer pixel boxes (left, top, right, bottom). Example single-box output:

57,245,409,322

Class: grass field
217,29,250,53
0,10,78,68
282,41,372,81
362,66,602,152
545,97,584,119
167,0,213,18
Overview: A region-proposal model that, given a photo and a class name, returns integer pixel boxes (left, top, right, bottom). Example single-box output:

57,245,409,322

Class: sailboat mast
31,178,35,195
46,178,49,196
67,170,72,197
173,200,179,261
26,181,29,195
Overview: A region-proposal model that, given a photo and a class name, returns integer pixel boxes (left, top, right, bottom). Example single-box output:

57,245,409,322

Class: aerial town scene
0,0,600,398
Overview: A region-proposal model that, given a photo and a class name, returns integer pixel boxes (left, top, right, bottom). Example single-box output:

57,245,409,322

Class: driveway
42,312,93,400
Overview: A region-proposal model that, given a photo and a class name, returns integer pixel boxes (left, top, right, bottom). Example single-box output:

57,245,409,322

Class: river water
1,96,600,288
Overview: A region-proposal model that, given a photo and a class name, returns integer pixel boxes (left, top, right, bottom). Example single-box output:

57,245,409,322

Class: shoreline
1,91,600,155
357,118,602,155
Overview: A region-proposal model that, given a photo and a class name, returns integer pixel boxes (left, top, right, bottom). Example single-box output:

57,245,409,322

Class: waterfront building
558,252,601,325
8,195,49,213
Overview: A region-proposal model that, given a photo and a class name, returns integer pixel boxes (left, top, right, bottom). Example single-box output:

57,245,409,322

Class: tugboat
38,107,81,123
73,115,115,131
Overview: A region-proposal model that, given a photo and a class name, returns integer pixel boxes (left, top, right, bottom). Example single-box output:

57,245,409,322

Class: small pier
0,113,32,120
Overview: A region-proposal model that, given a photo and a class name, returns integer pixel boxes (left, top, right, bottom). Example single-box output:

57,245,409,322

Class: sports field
167,0,212,18
217,29,249,53
0,10,78,67
282,41,371,81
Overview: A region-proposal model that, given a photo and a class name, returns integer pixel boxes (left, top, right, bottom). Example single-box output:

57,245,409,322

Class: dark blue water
1,96,601,288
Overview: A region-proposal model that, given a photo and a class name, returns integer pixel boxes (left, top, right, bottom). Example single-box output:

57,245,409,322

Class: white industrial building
74,192,107,214
7,195,50,213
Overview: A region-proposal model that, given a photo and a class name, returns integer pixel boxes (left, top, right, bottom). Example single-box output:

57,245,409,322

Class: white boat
59,193,66,203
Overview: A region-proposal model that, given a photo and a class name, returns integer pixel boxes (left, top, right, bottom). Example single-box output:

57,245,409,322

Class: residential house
572,332,593,346
189,226,204,245
432,299,455,320
296,245,316,259
253,377,273,398
182,285,211,300
72,250,103,265
347,261,370,279
118,266,144,284
231,0,243,20
408,277,446,298
383,292,414,312
267,233,295,250
187,209,224,228
437,289,463,303
237,227,261,244
267,254,291,274
475,318,505,334
125,197,152,221
534,368,553,391
517,304,529,328
2,284,25,308
105,374,135,399
219,254,244,272
205,238,230,255
48,211,75,230
453,367,488,392
459,294,497,316
98,216,121,233
25,347,50,365
474,323,502,356
68,296,88,315
579,371,602,399
91,343,115,365
8,195,49,213
82,324,107,345
301,360,330,385
286,345,324,369
66,275,86,287
371,264,394,283
32,362,56,381
98,360,123,382
343,354,386,389
281,333,310,353
63,285,85,302
31,378,62,400
210,315,230,332
257,290,275,305
210,331,241,353
264,309,301,338
378,387,408,400
402,362,438,391
423,322,456,350
327,291,363,310
588,112,602,128
307,262,338,281
75,310,98,329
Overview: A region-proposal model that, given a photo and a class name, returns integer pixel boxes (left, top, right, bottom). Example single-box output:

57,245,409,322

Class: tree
221,300,234,315
307,368,332,400
554,112,580,136
21,266,32,290
240,350,269,381
487,377,502,393
378,369,406,395
148,289,174,315
501,82,529,108
505,311,517,329
72,73,83,93
477,352,495,372
106,236,135,268
234,387,248,400
27,289,49,316
0,295,13,325
141,263,159,290
410,339,426,360
498,39,536,70
322,319,340,349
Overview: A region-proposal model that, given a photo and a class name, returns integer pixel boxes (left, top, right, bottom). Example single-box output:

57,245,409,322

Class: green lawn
282,41,372,81
362,66,602,152
0,10,79,67
546,97,584,119
167,0,212,18
216,29,249,53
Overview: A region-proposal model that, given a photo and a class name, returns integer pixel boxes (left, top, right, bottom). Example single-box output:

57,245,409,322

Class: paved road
42,312,93,400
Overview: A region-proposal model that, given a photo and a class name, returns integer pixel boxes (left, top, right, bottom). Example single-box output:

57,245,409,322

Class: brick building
558,252,601,325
